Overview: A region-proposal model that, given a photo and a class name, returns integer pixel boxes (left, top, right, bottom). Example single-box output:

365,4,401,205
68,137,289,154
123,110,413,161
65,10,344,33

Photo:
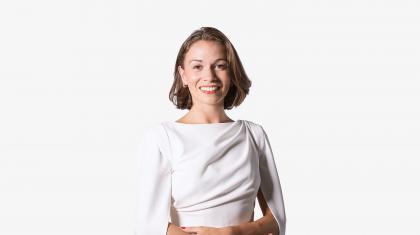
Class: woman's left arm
229,124,287,235
228,188,278,235
229,214,277,235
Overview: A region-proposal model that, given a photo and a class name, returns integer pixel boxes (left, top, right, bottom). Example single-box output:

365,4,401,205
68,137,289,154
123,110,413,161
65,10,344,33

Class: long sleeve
134,125,172,235
257,125,287,235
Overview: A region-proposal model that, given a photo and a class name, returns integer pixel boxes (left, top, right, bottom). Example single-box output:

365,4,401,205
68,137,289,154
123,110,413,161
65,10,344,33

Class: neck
183,103,232,124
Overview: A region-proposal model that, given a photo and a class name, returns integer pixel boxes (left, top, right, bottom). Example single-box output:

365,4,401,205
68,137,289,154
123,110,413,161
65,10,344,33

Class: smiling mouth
199,86,220,92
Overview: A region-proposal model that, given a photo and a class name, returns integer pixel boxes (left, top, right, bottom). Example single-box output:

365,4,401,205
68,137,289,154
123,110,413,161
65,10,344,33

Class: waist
170,200,255,227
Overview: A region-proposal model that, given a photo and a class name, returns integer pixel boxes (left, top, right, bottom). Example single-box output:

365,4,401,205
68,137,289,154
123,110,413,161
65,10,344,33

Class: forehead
185,40,226,61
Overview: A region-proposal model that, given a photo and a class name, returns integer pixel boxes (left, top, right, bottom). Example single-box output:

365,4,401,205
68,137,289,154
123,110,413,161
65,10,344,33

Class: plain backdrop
0,0,419,234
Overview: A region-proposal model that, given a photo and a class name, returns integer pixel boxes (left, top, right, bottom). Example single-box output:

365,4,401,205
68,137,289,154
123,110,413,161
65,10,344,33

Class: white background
1,0,419,234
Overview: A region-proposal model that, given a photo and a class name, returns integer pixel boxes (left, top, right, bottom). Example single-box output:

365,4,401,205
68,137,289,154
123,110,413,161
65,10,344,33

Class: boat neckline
171,119,242,126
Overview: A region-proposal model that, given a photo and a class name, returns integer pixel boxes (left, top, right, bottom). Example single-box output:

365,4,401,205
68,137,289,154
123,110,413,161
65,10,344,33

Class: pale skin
167,40,279,235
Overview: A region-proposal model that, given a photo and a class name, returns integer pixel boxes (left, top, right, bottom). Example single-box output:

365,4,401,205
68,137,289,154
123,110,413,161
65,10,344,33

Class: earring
183,84,188,88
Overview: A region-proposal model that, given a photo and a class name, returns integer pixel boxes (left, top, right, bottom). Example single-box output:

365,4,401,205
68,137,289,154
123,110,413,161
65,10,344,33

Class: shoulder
137,122,172,160
242,119,266,136
243,119,275,149
138,122,169,145
242,119,269,148
136,123,173,170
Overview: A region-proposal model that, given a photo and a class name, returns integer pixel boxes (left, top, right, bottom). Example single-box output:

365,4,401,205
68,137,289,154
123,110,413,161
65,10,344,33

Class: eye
193,65,202,70
216,64,227,70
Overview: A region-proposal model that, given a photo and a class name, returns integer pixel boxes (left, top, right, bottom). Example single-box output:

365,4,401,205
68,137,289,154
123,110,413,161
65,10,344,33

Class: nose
203,66,218,81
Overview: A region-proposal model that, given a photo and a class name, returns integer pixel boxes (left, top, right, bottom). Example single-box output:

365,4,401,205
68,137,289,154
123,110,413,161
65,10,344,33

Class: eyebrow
189,58,227,64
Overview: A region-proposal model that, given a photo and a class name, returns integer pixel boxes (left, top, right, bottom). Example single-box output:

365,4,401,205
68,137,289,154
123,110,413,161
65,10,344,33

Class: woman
135,27,286,235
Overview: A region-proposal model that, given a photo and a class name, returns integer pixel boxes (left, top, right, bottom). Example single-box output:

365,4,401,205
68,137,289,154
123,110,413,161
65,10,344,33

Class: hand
181,226,234,235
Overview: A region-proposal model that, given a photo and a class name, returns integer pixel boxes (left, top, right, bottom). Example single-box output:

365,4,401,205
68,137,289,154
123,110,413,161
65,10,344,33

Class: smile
199,86,220,94
199,86,220,91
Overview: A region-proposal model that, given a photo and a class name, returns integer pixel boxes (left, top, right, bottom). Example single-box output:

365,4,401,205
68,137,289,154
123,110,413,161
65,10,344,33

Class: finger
182,226,201,233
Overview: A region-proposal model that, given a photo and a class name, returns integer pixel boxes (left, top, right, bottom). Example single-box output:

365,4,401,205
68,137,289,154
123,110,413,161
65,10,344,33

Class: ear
178,65,186,85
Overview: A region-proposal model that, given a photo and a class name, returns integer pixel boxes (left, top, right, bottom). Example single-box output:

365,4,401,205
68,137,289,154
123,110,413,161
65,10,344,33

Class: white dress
134,119,286,235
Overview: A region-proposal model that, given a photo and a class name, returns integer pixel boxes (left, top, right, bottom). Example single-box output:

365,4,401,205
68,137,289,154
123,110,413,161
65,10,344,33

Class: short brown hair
169,26,252,110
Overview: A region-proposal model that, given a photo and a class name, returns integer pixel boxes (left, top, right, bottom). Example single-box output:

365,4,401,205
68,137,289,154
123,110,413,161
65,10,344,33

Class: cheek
185,71,200,80
218,72,230,82
190,76,203,84
217,70,230,77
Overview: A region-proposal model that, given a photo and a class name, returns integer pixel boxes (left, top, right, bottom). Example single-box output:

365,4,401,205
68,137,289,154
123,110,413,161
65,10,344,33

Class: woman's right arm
134,125,173,235
167,223,190,235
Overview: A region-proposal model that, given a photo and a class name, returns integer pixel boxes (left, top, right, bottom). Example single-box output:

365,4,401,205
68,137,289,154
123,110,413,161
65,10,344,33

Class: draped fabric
134,125,172,235
134,119,286,235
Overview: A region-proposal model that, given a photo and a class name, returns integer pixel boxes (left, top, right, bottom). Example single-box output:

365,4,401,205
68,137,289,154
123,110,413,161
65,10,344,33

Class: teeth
200,86,219,91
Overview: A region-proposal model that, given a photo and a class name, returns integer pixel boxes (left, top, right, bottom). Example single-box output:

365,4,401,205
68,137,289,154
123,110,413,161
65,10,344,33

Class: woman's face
178,40,231,108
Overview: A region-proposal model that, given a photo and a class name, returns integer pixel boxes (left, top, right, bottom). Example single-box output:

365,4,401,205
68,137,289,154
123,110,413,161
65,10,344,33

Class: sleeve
257,125,287,235
134,125,172,235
